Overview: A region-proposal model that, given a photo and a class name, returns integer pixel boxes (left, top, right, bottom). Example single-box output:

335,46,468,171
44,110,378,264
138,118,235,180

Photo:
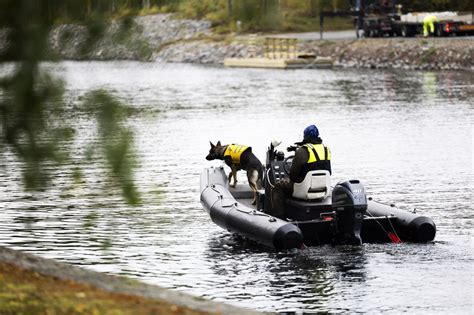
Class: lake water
0,62,472,313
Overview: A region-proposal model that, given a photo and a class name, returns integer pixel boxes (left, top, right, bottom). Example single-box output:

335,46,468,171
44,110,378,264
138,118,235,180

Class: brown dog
206,141,263,204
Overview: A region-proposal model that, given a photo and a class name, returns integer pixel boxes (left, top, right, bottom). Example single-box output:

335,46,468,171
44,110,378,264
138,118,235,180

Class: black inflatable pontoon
200,142,436,250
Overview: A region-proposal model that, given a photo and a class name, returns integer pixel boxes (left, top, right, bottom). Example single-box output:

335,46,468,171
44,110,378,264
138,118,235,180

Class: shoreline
154,37,474,71
0,245,264,314
1,13,472,70
47,14,473,71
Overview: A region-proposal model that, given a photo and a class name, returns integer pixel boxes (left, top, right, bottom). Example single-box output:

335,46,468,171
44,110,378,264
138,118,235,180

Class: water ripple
0,62,472,313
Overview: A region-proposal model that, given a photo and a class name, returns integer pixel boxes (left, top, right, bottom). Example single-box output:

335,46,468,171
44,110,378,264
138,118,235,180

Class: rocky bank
153,36,474,70
5,13,474,70
48,13,213,61
300,38,473,70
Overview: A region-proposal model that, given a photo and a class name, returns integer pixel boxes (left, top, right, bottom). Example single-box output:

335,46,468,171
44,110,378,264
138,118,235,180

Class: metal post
265,38,269,58
272,38,276,59
279,38,282,59
320,14,324,40
292,39,295,59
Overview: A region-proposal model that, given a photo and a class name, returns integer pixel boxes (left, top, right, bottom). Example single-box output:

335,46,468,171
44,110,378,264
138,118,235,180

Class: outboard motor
332,180,367,245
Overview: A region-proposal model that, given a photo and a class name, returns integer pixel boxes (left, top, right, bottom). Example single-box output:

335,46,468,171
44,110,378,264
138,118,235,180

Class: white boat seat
292,170,331,200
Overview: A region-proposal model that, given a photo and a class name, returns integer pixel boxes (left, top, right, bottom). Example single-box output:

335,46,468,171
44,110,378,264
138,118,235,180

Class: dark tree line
2,1,470,25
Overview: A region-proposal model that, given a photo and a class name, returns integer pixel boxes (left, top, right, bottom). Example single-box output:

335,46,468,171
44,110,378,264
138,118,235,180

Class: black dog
206,141,263,205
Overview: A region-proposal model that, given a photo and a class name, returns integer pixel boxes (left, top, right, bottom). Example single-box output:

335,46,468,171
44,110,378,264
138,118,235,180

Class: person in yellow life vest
423,15,437,37
270,124,331,219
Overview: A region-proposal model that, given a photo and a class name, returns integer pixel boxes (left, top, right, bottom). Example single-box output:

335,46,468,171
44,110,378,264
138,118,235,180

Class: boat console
262,141,368,245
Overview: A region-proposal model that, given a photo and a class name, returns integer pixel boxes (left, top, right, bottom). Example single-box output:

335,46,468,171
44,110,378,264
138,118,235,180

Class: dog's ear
216,141,221,147
209,141,215,148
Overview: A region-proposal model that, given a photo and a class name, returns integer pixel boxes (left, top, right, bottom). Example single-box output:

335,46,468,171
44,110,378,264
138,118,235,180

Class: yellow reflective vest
304,143,331,162
224,144,249,164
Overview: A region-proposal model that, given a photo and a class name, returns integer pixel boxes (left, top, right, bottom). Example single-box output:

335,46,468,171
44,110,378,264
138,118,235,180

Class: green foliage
179,0,228,25
83,210,99,228
172,0,353,32
0,0,141,205
138,5,162,15
2,0,469,36
237,0,283,31
111,17,153,60
84,91,141,205
0,4,69,189
172,0,472,32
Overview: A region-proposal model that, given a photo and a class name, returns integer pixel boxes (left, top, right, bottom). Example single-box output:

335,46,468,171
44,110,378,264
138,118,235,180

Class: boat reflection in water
205,231,368,312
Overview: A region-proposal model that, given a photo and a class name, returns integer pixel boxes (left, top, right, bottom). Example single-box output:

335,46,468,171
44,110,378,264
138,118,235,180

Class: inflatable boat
200,141,436,250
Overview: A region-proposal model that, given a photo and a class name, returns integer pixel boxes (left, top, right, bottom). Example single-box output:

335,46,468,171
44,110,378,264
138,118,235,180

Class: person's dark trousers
270,178,293,219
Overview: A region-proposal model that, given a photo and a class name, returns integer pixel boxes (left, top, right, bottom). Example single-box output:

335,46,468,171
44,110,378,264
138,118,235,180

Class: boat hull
366,200,436,243
200,167,304,250
200,167,436,249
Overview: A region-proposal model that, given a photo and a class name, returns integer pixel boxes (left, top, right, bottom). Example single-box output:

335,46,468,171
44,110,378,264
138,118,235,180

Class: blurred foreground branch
0,0,140,205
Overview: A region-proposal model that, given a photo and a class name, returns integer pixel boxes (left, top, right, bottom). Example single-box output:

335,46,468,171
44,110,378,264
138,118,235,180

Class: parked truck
363,10,474,37
320,0,474,38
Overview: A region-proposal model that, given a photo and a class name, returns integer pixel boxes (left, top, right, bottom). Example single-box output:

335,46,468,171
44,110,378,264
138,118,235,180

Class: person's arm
289,147,308,183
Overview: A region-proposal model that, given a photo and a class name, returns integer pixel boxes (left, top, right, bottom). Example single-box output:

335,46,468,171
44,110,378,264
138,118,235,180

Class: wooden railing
264,38,298,59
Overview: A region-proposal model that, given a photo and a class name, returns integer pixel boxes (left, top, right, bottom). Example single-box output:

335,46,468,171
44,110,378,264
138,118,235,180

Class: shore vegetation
0,0,141,204
9,1,473,34
0,262,211,315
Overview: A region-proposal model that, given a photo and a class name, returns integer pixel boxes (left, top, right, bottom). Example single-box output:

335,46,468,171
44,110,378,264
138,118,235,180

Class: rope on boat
209,184,223,196
266,168,275,188
230,202,282,223
366,208,401,243
386,215,402,243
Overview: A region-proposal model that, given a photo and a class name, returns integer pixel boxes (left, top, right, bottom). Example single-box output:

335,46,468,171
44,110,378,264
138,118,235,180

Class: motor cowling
332,180,367,245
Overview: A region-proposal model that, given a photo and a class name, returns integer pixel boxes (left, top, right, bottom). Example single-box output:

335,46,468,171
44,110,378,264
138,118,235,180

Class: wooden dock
224,37,334,69
224,56,334,69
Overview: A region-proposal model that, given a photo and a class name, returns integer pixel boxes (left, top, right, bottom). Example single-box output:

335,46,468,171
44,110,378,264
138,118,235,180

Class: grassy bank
44,0,354,34
0,262,211,315
0,245,258,315
136,1,353,33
